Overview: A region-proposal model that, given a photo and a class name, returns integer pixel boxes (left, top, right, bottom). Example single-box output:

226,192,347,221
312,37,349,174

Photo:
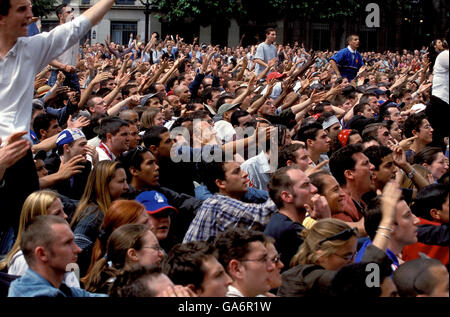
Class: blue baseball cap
135,191,177,216
56,128,86,146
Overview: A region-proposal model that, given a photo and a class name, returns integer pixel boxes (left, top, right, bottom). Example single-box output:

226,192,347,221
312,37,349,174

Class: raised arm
82,0,116,27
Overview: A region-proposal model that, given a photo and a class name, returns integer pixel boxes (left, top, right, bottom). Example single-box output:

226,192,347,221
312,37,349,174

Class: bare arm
82,0,116,27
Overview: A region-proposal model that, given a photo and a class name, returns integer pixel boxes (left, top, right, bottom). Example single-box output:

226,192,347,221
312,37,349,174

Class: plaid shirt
183,193,278,243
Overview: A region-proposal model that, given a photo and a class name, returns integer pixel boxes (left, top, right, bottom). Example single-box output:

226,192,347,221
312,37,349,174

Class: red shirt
402,218,449,266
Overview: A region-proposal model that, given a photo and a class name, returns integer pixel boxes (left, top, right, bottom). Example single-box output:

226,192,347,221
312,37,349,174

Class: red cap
338,129,352,147
267,72,286,82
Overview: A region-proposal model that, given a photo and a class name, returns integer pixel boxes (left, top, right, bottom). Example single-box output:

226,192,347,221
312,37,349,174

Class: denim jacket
8,268,107,297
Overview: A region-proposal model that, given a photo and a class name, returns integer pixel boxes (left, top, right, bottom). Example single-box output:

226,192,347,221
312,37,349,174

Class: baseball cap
56,128,86,146
135,191,177,216
267,72,286,82
217,103,241,116
140,93,159,106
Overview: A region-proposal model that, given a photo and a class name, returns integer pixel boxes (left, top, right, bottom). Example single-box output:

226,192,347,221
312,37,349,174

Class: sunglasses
123,145,147,163
318,227,358,246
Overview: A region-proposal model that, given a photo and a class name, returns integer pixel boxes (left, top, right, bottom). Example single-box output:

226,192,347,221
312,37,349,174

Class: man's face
239,241,275,297
292,147,312,172
416,119,434,144
362,104,375,118
60,5,74,23
128,124,140,150
226,81,238,93
393,200,419,247
387,107,402,125
168,95,181,109
286,169,318,211
66,137,88,161
220,162,249,197
327,123,342,140
368,96,379,112
47,223,81,275
321,174,346,213
0,0,33,39
157,131,175,158
266,243,284,289
350,152,375,193
259,100,276,116
310,130,331,154
373,154,397,190
108,126,130,155
197,256,232,297
134,151,160,187
377,127,392,146
402,93,412,107
348,133,363,145
148,97,162,109
146,213,170,242
389,121,403,142
236,114,253,130
349,36,360,50
42,119,62,140
105,79,116,90
177,85,191,104
266,31,277,44
90,97,107,115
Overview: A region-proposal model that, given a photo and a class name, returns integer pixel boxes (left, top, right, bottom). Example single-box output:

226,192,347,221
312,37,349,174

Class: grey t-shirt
254,42,278,75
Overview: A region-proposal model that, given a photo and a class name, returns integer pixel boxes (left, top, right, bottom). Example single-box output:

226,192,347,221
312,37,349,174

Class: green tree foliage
31,0,57,18
155,0,363,25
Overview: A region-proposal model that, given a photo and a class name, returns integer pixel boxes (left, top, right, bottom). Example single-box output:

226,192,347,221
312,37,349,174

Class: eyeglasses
270,253,282,264
421,124,432,130
123,145,147,163
142,245,164,252
241,254,271,264
318,227,358,246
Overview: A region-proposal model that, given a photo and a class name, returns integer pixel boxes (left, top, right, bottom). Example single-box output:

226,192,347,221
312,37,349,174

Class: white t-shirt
432,50,449,104
0,15,91,142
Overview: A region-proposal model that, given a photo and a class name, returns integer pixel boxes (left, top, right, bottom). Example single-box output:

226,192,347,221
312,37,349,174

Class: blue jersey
331,47,364,81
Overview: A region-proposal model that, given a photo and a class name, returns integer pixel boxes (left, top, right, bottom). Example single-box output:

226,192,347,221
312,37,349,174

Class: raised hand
67,115,90,130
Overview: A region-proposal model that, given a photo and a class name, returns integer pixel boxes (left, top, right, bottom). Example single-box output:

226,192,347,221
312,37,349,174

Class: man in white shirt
426,49,449,149
0,0,116,253
47,4,80,92
254,28,278,77
96,117,130,162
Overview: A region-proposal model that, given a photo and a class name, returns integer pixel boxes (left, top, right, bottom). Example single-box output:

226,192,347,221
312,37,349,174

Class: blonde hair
290,218,353,268
0,190,60,271
70,161,123,228
140,108,161,129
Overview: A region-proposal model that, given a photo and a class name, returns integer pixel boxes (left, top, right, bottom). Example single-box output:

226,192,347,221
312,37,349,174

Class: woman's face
153,112,165,126
133,230,164,267
47,198,68,220
108,168,129,200
317,236,358,271
426,152,448,181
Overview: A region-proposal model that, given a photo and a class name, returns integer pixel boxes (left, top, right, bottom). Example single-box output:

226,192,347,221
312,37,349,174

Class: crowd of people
0,0,448,298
